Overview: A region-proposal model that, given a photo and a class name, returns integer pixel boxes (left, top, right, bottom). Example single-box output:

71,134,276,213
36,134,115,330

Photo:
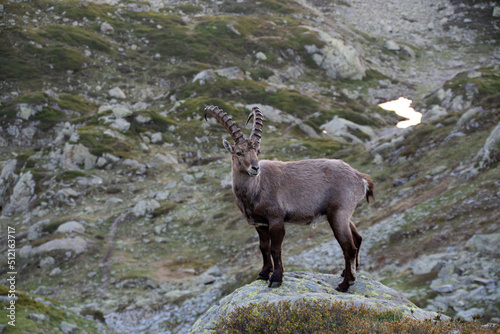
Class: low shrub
215,299,495,334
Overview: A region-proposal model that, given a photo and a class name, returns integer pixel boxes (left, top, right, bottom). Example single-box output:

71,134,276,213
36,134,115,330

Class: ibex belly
285,214,327,228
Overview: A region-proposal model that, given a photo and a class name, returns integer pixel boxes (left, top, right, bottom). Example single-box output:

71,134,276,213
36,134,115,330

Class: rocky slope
0,0,499,333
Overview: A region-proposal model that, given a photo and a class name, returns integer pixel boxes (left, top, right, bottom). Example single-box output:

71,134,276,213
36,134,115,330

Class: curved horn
204,105,245,144
245,106,263,144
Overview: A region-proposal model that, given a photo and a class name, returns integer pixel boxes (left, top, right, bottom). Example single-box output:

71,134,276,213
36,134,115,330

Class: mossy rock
190,272,445,333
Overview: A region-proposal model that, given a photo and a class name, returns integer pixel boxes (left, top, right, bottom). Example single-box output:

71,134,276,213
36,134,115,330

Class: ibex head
204,105,263,177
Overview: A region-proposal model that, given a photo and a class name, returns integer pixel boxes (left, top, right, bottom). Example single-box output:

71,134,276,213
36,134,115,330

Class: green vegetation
0,285,108,334
215,299,493,334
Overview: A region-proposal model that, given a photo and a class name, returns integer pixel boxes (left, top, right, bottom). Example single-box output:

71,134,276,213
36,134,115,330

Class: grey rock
465,234,500,256
17,103,41,120
431,284,453,293
39,256,56,269
111,104,133,118
385,40,400,51
321,116,376,143
151,132,163,144
108,87,126,99
56,221,85,234
393,178,409,187
49,267,62,276
475,123,500,169
190,272,443,333
133,199,160,217
61,143,97,169
34,286,53,296
305,28,365,80
215,67,245,80
493,7,500,18
19,245,32,258
100,22,114,34
455,307,485,321
60,321,79,334
411,257,441,275
111,118,131,132
3,171,35,215
28,313,46,322
255,51,267,60
32,236,87,255
192,69,217,85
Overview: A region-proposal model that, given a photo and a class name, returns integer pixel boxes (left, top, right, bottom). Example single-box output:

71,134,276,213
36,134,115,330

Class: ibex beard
204,105,374,292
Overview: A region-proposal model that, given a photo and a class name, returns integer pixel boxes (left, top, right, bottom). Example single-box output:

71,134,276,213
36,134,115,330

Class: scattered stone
136,115,151,123
17,104,41,120
493,7,500,17
111,118,131,132
32,237,88,256
431,284,453,293
465,234,500,256
411,257,441,275
132,199,161,217
455,308,485,321
393,178,409,187
3,171,35,215
28,313,46,322
385,40,400,51
151,132,163,144
56,221,85,234
50,267,62,276
193,69,217,85
100,22,114,34
111,104,133,118
215,67,245,80
61,143,97,169
108,87,126,99
255,52,267,60
60,321,79,334
475,123,500,168
34,286,53,296
39,256,56,269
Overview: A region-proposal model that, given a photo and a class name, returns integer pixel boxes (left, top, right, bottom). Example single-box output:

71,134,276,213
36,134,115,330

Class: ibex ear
222,139,234,154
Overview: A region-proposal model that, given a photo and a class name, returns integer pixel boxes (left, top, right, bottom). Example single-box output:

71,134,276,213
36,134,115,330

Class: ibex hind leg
255,226,273,281
328,211,358,292
340,221,362,278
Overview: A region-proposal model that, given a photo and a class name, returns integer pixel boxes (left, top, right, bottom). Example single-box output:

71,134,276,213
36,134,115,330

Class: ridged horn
204,105,245,144
245,106,263,144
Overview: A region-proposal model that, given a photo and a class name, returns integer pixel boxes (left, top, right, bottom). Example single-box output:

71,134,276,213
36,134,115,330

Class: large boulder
190,272,442,333
3,171,36,215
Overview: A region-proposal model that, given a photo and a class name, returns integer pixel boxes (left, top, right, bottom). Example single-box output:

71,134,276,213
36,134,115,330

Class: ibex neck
231,166,260,199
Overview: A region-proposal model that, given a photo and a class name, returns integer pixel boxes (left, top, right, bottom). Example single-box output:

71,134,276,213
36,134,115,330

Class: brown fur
205,105,374,292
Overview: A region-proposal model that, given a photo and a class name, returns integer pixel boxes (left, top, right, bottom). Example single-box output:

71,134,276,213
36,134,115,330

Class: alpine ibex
204,105,374,292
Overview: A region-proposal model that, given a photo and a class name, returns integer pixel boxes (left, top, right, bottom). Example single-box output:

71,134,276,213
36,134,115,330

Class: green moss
46,46,86,71
33,106,66,131
77,126,134,158
151,202,177,218
58,94,96,114
56,170,87,181
43,25,112,52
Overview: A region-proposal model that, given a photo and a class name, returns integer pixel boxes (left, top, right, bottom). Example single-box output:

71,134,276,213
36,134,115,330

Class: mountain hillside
0,0,499,333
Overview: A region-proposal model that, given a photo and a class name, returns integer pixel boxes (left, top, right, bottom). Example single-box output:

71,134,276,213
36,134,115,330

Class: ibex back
204,105,374,292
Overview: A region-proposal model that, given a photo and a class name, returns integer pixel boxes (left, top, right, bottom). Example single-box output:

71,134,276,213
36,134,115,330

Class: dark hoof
257,274,269,281
335,284,349,292
268,281,282,288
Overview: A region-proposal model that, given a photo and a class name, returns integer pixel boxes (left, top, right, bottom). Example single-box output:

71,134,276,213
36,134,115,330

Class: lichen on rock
190,272,443,333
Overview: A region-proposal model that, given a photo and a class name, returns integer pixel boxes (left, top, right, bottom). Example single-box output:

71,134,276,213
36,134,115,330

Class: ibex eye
236,152,243,156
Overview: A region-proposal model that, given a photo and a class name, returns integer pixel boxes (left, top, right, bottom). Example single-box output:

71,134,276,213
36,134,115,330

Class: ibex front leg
268,220,285,288
255,226,272,281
